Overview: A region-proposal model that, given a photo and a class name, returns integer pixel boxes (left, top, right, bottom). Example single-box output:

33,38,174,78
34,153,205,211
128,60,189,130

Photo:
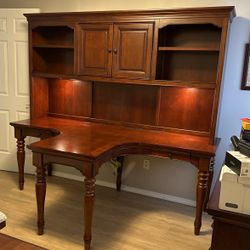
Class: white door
0,8,39,173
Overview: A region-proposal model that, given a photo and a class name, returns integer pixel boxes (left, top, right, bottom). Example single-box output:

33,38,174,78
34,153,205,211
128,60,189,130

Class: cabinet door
78,23,113,77
112,23,153,79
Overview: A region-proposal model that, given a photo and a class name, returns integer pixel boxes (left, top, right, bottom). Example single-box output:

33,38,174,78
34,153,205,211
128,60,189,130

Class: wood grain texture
48,79,92,118
158,87,214,132
112,22,153,79
0,171,213,250
156,51,219,82
92,82,158,125
9,7,235,249
26,7,235,140
31,77,49,119
0,233,46,250
24,6,235,22
10,117,215,244
11,117,217,160
78,23,113,77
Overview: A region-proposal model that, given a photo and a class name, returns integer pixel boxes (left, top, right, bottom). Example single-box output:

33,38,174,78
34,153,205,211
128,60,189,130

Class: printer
219,121,250,214
219,151,250,215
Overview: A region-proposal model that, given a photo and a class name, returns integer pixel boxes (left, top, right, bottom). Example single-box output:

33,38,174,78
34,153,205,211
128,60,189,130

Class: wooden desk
10,7,235,250
11,116,216,250
207,181,250,250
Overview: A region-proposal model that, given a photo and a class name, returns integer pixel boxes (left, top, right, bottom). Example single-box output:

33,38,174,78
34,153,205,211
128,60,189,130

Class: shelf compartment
156,50,219,82
32,26,74,47
158,86,215,132
31,77,92,119
48,79,92,118
32,47,74,75
158,23,222,49
92,82,158,125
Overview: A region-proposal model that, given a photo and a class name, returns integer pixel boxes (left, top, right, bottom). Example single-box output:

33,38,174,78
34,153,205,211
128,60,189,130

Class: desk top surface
11,117,217,161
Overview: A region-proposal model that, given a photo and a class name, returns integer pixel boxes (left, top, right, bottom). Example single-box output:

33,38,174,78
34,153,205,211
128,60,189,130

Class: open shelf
32,47,74,75
156,23,221,82
31,26,75,76
32,26,74,47
158,23,222,48
156,50,219,82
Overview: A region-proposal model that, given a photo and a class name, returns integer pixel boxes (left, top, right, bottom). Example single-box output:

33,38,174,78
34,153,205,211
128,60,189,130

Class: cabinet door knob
108,48,112,53
113,48,118,54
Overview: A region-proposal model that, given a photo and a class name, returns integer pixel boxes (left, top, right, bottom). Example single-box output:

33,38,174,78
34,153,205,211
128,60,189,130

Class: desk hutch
10,6,235,249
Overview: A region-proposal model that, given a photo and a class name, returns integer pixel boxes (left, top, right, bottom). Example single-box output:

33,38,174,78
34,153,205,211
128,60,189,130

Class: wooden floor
0,171,212,250
0,233,47,250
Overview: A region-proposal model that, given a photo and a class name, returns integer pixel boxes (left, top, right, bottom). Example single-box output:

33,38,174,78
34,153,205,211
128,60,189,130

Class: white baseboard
53,170,195,207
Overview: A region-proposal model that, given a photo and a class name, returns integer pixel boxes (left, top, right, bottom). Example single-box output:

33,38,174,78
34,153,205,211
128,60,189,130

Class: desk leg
16,136,26,190
116,156,124,191
195,170,209,235
40,137,53,177
34,154,46,235
84,177,95,250
46,163,53,176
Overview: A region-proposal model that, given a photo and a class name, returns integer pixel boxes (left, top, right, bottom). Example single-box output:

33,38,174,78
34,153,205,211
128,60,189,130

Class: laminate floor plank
0,233,47,249
0,171,212,250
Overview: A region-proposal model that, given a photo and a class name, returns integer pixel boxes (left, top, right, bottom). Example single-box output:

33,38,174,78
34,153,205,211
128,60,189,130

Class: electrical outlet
143,159,150,170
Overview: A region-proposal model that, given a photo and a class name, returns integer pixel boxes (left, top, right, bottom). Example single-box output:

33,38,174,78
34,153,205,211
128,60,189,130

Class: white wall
215,15,250,183
1,0,250,205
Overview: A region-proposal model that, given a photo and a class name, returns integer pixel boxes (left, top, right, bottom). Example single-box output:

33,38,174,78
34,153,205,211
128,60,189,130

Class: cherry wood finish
48,79,92,117
26,7,235,140
78,23,113,77
112,22,153,79
11,116,216,248
92,83,158,125
0,233,47,250
10,6,235,250
158,87,215,132
78,22,153,79
207,181,250,250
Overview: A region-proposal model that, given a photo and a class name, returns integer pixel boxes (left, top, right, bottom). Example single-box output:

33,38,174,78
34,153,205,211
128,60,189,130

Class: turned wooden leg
116,156,124,191
16,137,26,190
84,177,95,250
34,154,46,235
194,170,209,235
40,137,53,176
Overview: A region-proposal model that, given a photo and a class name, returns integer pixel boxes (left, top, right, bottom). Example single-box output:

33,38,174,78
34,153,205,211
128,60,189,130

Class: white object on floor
0,211,7,223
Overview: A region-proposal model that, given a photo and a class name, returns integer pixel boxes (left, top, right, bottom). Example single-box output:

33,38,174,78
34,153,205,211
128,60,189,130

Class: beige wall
1,0,250,203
